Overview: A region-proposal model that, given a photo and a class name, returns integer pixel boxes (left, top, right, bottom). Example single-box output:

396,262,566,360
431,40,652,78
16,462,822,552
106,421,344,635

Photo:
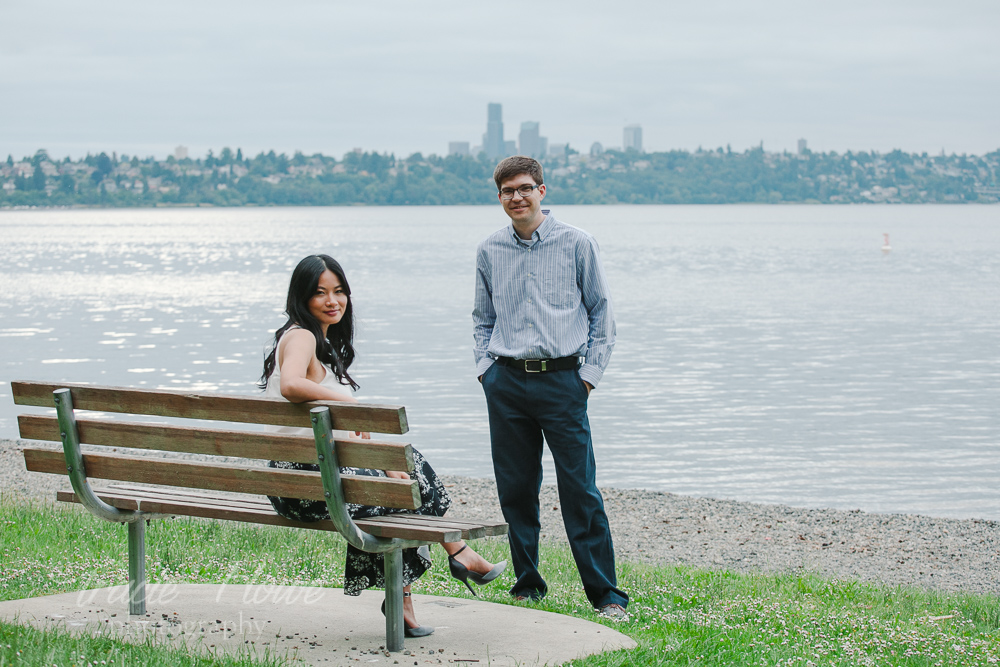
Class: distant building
483,103,506,159
448,141,470,157
549,143,567,158
519,122,548,159
623,125,642,152
174,145,189,160
797,138,808,155
590,142,604,157
504,140,517,156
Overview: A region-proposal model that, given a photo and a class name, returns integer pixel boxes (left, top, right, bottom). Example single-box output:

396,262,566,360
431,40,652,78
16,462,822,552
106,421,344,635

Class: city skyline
2,1,998,160
452,104,640,160
450,104,575,160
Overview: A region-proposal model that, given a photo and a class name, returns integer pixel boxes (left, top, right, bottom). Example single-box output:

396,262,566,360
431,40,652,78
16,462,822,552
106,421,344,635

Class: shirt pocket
542,266,579,308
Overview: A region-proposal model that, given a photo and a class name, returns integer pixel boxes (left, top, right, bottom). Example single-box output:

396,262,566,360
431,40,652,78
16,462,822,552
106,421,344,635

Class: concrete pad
0,584,636,666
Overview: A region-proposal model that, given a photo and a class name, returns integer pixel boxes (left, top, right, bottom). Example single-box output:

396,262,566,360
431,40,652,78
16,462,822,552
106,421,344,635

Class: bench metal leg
127,521,146,616
384,549,404,652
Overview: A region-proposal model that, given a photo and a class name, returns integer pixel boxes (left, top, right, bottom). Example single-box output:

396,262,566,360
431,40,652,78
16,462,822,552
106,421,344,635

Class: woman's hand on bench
384,470,411,480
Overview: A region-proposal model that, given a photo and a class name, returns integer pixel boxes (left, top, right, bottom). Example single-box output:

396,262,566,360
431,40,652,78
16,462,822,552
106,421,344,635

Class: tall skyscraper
519,121,542,158
797,138,808,155
623,125,643,152
483,103,505,159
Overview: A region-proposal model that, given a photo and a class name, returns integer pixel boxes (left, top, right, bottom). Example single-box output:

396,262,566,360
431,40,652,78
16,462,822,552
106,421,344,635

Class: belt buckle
524,359,546,372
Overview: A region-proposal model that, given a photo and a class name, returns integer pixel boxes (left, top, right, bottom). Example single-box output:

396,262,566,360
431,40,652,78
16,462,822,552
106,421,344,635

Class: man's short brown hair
493,156,544,191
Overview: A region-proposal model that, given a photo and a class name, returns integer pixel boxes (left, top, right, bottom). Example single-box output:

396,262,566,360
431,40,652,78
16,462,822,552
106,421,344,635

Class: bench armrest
53,388,144,524
310,406,429,553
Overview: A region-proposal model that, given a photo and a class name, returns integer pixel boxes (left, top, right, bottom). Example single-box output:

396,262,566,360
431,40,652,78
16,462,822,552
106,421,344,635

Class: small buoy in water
881,233,892,253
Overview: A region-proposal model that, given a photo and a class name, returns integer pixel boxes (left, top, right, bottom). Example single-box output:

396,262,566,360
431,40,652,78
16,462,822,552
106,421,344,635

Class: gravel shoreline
5,438,998,596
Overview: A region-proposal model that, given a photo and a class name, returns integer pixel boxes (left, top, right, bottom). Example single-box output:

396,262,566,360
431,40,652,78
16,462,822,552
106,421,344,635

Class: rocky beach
4,437,999,596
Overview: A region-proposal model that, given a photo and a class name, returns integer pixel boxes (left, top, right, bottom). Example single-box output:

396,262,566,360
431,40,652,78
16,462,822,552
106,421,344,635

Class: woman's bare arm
276,328,356,404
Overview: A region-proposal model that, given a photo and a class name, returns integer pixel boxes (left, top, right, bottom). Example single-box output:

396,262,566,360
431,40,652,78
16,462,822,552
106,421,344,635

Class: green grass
0,621,285,667
3,492,1000,666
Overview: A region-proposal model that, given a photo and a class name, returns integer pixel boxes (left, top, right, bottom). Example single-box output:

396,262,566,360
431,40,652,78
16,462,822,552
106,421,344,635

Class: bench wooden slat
88,485,498,541
364,514,509,537
17,415,415,471
86,484,279,512
352,519,466,542
55,489,328,527
55,489,463,542
24,448,421,510
11,381,408,435
355,514,486,540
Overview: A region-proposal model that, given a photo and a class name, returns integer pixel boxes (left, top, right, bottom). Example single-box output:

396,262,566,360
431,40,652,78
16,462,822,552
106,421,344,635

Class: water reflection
1,205,998,519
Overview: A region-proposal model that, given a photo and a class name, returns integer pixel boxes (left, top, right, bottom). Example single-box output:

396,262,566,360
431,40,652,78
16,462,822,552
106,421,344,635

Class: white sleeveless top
264,355,345,398
264,327,352,436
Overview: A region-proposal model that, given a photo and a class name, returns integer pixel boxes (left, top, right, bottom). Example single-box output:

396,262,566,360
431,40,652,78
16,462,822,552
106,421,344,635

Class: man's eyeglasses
499,184,541,200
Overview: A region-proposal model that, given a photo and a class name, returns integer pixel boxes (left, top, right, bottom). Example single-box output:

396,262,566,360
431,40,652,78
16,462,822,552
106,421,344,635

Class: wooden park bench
12,380,507,652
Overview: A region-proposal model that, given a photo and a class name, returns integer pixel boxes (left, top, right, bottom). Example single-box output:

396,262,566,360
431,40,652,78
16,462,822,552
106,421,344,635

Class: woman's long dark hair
259,254,359,391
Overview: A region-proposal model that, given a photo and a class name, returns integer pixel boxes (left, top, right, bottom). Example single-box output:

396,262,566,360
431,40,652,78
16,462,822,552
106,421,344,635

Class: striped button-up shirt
473,211,616,388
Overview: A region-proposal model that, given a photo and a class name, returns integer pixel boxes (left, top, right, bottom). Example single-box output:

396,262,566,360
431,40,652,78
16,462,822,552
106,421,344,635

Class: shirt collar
509,210,554,245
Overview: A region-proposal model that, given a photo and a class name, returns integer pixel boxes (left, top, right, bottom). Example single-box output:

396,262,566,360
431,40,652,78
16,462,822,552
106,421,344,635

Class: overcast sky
2,0,998,161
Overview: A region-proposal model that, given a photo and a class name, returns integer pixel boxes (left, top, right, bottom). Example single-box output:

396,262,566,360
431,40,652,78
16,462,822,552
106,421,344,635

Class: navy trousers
481,362,628,609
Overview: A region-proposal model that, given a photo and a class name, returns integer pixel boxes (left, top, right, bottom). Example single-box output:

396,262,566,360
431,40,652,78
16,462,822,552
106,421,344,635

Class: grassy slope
2,494,998,666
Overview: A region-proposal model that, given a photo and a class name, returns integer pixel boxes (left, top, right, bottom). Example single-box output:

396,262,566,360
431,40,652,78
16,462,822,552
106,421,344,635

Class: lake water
1,205,998,519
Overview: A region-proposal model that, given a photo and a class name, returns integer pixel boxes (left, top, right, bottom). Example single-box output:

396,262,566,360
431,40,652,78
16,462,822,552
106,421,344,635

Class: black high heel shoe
381,592,434,638
448,545,508,596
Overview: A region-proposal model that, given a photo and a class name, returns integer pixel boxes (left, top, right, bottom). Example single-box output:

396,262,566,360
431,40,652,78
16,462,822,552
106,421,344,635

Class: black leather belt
494,356,581,373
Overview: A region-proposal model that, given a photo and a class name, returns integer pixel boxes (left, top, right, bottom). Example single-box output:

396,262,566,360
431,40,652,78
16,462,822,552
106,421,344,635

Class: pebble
5,438,997,595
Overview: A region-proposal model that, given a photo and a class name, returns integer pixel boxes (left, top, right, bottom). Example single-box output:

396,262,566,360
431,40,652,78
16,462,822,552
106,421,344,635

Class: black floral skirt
267,448,452,595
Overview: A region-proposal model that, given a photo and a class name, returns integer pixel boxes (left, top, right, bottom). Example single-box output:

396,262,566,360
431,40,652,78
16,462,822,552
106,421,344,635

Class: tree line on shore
2,145,998,207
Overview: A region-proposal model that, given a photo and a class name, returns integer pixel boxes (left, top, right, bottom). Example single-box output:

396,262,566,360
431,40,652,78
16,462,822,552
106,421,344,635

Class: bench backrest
13,381,422,511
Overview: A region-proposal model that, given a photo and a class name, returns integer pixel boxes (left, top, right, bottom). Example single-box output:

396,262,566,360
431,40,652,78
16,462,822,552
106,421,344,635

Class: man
472,155,628,619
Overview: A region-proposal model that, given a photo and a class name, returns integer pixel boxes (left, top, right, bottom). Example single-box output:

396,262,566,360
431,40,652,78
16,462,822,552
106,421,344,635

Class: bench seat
55,484,507,542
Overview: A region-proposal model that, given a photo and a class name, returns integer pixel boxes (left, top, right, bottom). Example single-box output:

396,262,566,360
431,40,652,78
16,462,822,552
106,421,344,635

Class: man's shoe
511,591,543,602
597,603,629,622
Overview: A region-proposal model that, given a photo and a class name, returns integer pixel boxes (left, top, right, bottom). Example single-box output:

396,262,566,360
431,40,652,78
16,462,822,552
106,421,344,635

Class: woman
260,254,505,637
